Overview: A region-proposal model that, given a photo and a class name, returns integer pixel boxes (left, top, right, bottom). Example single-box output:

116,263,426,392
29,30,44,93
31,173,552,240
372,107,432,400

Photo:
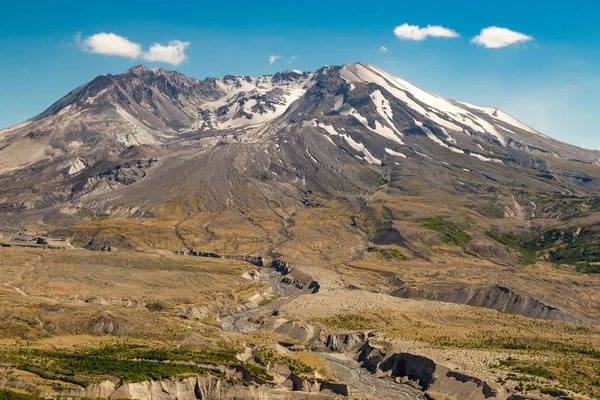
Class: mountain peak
2,61,598,182
127,64,149,74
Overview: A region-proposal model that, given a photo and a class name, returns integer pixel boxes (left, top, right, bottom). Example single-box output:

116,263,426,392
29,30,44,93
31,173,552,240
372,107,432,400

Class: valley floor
0,246,599,399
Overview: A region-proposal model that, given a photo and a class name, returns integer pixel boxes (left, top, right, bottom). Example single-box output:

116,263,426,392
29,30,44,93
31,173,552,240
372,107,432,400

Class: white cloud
378,46,389,53
393,23,459,41
269,55,282,64
471,27,533,49
142,40,189,65
76,33,190,65
79,32,142,58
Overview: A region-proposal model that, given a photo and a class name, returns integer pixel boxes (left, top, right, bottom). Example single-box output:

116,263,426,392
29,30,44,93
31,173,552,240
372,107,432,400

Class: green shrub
540,387,568,397
0,389,42,400
418,216,470,246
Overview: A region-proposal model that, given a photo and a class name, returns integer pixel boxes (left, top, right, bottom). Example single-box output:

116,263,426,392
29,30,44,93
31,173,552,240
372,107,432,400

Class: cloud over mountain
77,33,190,65
78,32,143,58
471,27,533,48
393,23,459,41
269,55,282,64
142,40,189,65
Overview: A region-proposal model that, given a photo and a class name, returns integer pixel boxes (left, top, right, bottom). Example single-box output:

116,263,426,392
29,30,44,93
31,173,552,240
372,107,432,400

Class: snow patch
469,152,504,163
414,150,433,160
339,105,404,145
341,63,514,145
342,134,381,165
371,90,402,136
457,101,543,136
416,120,464,154
385,148,407,158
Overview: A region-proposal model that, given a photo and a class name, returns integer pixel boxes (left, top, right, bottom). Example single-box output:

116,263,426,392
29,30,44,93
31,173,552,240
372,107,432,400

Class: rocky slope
1,62,600,218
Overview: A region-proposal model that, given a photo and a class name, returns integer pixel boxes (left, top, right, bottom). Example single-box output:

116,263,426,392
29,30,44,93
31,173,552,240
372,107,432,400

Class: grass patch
0,344,271,384
576,263,600,274
314,314,378,331
367,246,407,261
485,230,537,264
255,348,313,377
0,389,43,400
417,216,470,247
500,358,555,379
477,203,505,219
486,224,600,270
540,387,568,397
2,348,220,383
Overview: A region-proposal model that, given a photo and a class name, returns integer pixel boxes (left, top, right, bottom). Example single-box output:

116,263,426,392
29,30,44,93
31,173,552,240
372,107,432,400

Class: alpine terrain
1,63,600,400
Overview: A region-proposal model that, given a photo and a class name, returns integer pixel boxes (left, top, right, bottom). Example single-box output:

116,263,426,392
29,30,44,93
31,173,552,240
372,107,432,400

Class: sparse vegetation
0,389,43,400
485,230,537,264
0,344,275,385
486,224,600,270
255,348,313,377
477,202,505,219
0,346,224,383
367,246,407,260
540,387,568,397
314,314,378,331
417,216,471,247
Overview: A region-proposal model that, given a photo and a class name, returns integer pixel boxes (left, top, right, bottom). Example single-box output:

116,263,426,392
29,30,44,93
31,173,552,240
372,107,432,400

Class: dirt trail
3,255,58,303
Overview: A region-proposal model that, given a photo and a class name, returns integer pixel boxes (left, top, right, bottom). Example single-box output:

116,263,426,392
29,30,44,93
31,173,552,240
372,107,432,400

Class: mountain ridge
1,62,596,160
1,62,600,223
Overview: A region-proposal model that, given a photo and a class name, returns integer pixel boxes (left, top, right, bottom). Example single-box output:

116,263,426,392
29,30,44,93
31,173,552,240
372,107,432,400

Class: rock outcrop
391,284,588,324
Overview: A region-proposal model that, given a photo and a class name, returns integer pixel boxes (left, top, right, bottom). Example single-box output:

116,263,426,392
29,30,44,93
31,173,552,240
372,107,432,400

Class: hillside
1,63,600,399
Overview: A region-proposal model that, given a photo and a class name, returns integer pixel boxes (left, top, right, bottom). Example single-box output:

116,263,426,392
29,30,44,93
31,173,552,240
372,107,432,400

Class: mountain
2,62,600,296
2,63,600,399
1,62,599,219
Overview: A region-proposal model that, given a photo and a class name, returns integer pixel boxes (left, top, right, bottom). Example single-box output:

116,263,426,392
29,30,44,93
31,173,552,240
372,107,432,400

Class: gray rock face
391,285,588,324
83,315,134,336
313,332,501,400
311,332,371,353
63,375,329,399
356,341,499,400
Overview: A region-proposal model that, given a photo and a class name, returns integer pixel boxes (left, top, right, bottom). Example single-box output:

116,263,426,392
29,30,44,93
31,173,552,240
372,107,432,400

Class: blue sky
1,0,600,149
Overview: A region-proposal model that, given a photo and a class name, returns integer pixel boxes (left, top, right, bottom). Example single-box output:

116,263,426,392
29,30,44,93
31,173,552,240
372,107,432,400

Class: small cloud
393,23,459,41
78,32,143,58
142,40,190,66
471,27,533,49
378,46,389,53
287,55,299,63
269,54,282,64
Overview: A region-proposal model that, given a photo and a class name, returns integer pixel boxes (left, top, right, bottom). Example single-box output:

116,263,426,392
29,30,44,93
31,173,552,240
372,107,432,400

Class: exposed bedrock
391,284,589,324
273,319,322,342
223,254,264,267
270,259,320,294
306,332,503,400
357,341,499,400
187,250,264,266
270,259,292,274
310,331,372,353
61,374,347,399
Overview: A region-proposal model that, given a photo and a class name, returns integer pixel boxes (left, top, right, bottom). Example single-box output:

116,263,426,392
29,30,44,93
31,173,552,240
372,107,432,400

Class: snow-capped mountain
1,62,599,219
